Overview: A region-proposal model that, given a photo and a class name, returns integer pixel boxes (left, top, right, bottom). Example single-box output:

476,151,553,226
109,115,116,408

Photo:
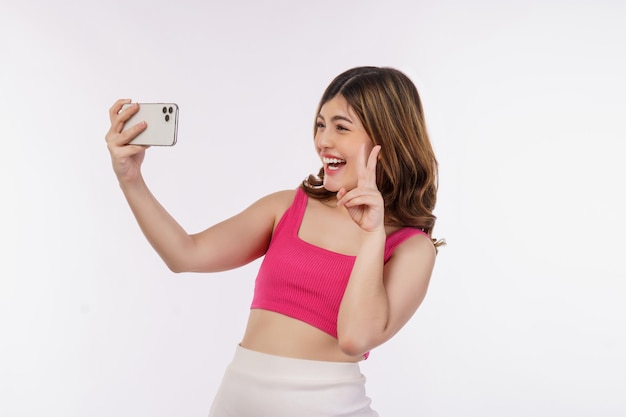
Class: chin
323,180,356,193
322,180,340,193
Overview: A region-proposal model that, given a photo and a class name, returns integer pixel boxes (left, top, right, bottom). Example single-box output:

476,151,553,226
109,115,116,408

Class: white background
1,1,625,416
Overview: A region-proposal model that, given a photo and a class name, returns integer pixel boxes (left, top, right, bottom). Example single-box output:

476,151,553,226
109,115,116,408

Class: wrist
118,174,146,192
360,227,386,245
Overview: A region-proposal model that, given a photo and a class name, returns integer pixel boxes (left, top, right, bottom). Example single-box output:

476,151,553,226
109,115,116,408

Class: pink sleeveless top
250,188,427,357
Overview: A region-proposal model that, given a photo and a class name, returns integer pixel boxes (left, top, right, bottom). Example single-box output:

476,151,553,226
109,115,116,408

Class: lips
323,156,346,165
322,156,346,171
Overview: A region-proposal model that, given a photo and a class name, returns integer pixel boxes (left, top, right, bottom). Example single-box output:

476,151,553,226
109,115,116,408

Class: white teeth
323,157,346,164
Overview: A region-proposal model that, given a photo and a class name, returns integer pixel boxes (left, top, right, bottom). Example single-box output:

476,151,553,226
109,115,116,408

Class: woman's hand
336,145,384,233
105,99,149,183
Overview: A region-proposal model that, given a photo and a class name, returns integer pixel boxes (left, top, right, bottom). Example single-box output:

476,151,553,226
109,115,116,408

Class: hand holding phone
122,103,179,146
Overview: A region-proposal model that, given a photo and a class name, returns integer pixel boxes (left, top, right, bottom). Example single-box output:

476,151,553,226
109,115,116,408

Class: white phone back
122,103,179,146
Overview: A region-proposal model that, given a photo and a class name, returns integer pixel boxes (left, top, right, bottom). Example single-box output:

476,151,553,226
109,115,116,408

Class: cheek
358,142,375,162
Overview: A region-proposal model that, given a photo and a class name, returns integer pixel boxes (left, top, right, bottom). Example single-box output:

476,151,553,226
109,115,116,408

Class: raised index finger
358,144,381,187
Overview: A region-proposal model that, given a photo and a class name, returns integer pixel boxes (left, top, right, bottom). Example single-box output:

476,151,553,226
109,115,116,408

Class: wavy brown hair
301,66,443,247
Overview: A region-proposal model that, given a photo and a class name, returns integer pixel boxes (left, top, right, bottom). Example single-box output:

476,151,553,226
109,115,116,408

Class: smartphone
122,103,179,146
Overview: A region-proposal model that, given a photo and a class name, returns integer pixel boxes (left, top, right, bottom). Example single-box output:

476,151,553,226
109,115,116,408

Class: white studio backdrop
1,0,625,416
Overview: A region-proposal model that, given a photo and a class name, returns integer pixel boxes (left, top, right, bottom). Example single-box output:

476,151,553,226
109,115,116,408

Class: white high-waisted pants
208,345,379,417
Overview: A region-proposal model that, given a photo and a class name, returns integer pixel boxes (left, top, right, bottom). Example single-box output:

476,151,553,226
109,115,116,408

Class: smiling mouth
323,157,346,171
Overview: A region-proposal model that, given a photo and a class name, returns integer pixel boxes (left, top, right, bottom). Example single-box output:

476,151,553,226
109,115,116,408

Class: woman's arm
335,144,436,356
105,99,287,273
337,231,435,356
119,177,284,273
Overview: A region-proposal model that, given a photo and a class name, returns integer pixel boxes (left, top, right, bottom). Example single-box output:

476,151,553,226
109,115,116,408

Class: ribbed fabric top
250,188,427,353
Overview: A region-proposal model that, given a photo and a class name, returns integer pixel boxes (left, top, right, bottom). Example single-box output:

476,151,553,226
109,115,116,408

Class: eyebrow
316,114,354,124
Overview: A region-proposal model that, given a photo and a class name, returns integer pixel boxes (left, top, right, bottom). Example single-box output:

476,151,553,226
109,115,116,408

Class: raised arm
105,99,286,273
337,229,435,356
335,144,436,356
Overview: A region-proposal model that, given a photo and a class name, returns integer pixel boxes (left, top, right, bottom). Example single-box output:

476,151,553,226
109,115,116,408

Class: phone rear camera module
168,106,173,114
162,106,167,114
165,114,170,122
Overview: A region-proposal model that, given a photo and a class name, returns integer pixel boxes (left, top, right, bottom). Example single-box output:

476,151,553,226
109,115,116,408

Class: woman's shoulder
261,188,298,203
252,188,299,215
388,228,437,263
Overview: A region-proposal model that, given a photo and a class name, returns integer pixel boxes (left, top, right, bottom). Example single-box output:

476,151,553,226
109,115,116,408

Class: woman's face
314,95,374,193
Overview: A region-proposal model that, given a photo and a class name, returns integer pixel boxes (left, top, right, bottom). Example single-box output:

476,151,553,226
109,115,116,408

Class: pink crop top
250,187,427,356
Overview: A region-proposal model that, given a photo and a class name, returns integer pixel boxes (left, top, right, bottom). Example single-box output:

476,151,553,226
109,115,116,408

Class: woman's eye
316,122,325,128
336,124,348,131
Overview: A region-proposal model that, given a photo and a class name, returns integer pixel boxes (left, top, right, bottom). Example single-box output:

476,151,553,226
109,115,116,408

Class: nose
315,127,333,151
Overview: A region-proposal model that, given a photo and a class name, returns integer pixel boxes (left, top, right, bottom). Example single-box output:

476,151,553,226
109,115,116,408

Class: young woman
105,66,443,417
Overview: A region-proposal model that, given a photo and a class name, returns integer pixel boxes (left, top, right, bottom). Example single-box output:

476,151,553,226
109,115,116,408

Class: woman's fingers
120,120,147,145
336,184,380,206
107,99,141,137
105,99,147,147
357,145,381,188
108,98,132,122
105,99,151,182
337,145,383,208
337,188,381,208
105,121,147,147
367,145,381,175
340,145,381,204
108,99,134,128
337,145,384,230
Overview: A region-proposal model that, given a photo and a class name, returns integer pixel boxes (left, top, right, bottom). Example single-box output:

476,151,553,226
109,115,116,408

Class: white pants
208,345,379,417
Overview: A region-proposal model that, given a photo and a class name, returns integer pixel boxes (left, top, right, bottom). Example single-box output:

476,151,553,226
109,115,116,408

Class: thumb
336,187,347,205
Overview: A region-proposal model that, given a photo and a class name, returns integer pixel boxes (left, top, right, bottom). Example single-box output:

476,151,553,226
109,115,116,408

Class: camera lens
168,106,173,114
165,114,170,122
162,106,167,114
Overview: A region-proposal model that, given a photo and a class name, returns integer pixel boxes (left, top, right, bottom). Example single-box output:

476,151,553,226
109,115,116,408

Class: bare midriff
239,309,364,363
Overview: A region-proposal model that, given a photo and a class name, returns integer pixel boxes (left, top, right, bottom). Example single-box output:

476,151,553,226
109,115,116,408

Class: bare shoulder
262,188,298,204
255,189,297,210
249,189,298,223
382,231,437,313
187,189,299,271
389,231,437,268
